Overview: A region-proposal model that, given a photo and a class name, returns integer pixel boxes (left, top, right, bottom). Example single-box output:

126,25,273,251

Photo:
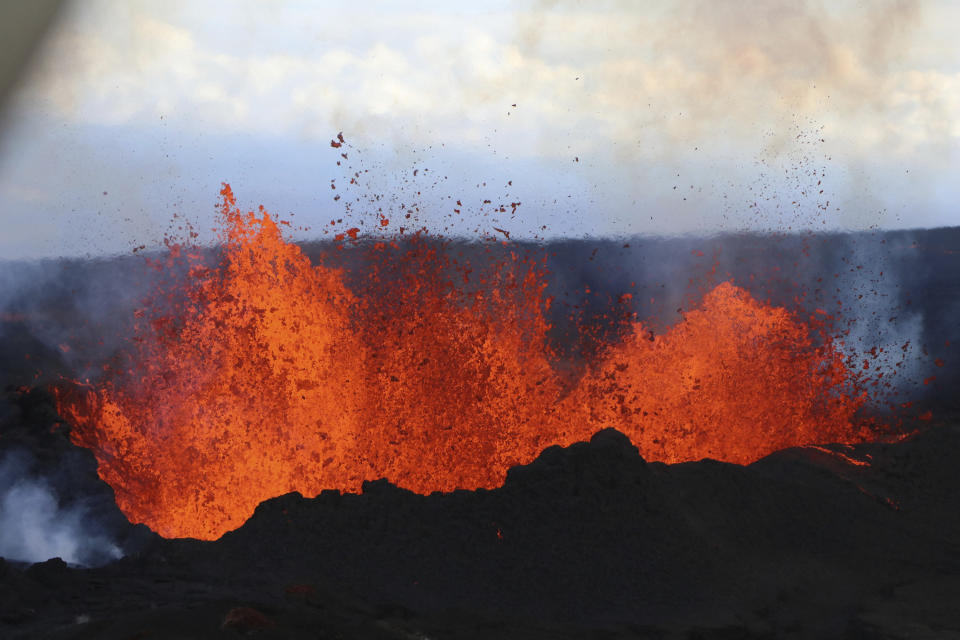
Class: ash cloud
0,259,157,563
0,255,155,384
536,228,957,411
510,0,951,234
0,449,121,566
515,0,928,145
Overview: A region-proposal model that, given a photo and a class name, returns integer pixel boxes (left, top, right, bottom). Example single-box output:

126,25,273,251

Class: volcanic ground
1,229,958,639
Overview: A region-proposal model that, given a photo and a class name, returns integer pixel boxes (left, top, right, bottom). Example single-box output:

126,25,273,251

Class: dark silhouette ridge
3,419,959,637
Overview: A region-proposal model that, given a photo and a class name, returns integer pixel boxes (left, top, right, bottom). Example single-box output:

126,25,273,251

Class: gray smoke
0,449,122,566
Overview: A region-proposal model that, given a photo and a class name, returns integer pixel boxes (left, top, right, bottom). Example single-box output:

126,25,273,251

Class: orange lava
568,282,867,464
56,185,872,539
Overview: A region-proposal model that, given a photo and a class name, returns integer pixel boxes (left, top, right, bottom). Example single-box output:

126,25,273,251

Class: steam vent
2,2,960,639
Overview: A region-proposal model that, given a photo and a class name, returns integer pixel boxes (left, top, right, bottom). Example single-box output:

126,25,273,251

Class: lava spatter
58,185,368,538
57,185,877,539
568,281,868,464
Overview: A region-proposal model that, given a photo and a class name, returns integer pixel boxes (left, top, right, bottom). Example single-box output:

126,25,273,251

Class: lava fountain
55,185,876,539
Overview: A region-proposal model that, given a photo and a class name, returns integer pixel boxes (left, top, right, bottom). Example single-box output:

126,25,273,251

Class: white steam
0,450,122,566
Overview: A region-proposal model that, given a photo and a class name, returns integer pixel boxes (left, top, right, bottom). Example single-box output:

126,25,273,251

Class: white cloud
0,0,956,258
11,0,956,163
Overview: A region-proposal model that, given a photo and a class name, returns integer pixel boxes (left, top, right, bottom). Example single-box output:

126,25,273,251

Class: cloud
13,0,954,167
510,1,959,154
0,0,956,258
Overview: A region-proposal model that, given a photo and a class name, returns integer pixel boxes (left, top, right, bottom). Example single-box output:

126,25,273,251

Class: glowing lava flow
56,186,872,539
568,282,867,464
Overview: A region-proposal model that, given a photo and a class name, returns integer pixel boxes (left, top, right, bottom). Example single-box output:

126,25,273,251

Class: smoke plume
0,449,122,566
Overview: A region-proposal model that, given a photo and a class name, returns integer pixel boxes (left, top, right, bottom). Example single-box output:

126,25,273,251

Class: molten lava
56,185,873,539
569,282,867,464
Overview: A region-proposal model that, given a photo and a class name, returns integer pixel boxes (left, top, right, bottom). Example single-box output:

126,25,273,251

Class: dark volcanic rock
4,424,958,638
0,383,159,567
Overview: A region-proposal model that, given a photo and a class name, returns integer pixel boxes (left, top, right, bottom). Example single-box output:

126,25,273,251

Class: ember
56,185,876,539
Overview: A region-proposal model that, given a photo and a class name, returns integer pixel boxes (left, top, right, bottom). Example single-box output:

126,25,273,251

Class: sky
0,0,957,260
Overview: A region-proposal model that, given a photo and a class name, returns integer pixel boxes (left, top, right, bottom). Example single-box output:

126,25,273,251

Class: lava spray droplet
56,185,876,540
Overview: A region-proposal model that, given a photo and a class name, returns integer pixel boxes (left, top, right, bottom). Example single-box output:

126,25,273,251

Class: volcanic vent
53,184,891,540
